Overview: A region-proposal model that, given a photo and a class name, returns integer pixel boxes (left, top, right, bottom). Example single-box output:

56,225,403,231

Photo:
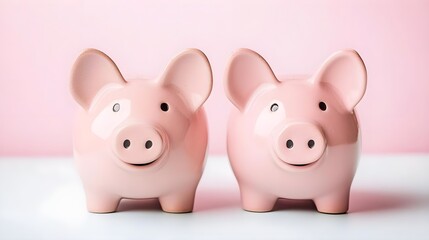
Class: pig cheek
163,113,191,144
254,102,286,137
91,99,131,140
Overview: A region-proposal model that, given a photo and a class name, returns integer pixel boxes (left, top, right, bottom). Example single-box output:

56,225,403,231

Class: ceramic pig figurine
225,49,366,214
70,49,212,213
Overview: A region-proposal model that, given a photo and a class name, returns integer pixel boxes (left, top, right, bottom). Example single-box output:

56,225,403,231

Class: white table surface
0,155,428,240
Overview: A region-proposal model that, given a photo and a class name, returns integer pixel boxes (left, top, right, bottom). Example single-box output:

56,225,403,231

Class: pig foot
240,187,277,212
159,190,196,213
314,190,350,214
86,193,121,213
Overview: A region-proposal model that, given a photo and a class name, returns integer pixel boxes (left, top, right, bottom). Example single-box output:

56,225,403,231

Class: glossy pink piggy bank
70,49,212,213
225,49,366,214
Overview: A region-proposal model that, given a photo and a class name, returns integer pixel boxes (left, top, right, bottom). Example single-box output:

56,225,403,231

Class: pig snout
274,122,326,167
113,124,165,166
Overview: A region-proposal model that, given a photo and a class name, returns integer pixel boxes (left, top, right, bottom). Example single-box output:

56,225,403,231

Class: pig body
225,49,366,213
71,49,212,213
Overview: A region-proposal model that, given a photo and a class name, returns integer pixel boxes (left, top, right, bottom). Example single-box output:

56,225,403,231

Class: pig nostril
123,139,131,149
145,140,153,149
308,140,315,149
286,140,294,149
319,102,327,111
160,103,169,112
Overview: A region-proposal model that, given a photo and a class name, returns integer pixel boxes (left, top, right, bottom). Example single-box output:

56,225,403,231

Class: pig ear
70,49,126,110
225,49,279,110
160,49,213,112
314,50,367,111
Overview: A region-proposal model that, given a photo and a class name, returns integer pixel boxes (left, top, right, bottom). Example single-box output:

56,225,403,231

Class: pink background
1,0,428,156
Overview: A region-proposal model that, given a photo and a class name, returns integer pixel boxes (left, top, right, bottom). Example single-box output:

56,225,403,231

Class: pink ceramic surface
70,49,212,213
225,49,366,213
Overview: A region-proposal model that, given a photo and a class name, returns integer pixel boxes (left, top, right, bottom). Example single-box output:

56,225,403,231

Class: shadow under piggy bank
114,188,241,213
115,189,421,213
272,189,422,214
117,198,162,212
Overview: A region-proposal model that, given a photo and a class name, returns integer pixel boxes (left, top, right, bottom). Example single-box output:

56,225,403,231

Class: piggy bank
70,49,212,213
224,49,366,214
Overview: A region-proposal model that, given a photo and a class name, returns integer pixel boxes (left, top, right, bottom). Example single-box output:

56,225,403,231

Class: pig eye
319,101,327,111
112,103,120,112
270,103,279,112
160,102,169,112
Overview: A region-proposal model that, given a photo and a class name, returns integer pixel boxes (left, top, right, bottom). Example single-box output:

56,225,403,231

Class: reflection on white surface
0,155,429,239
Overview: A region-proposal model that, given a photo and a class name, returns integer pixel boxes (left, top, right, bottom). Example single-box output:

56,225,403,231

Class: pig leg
240,186,277,212
85,191,121,213
159,188,196,213
313,189,350,214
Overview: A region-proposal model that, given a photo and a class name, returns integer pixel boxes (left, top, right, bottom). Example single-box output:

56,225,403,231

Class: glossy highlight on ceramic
70,48,212,213
225,49,367,214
